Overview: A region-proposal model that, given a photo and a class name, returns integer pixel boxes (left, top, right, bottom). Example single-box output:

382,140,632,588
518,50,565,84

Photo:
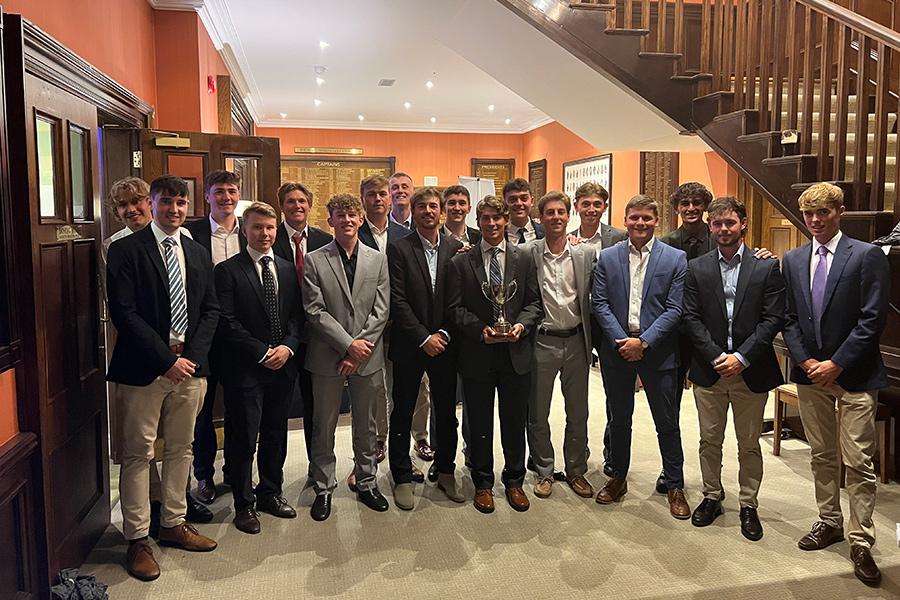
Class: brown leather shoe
505,487,530,512
126,539,160,581
347,468,358,492
195,478,216,504
158,522,217,552
595,478,627,504
233,507,261,535
415,439,435,461
850,545,881,586
375,441,386,463
566,474,594,498
411,464,425,483
798,521,845,551
473,488,495,514
667,488,691,520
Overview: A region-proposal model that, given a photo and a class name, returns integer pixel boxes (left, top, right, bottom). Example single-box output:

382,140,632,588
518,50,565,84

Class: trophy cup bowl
481,280,518,335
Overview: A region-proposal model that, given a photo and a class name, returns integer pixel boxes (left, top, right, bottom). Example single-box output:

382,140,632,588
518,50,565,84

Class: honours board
280,156,396,230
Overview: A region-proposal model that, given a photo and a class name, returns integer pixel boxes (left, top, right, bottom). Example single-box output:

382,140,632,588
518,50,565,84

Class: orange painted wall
679,151,738,197
154,11,202,131
0,370,17,447
198,16,229,134
3,0,158,106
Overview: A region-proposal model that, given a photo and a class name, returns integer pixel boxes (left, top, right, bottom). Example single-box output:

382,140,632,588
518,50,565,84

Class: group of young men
103,168,890,588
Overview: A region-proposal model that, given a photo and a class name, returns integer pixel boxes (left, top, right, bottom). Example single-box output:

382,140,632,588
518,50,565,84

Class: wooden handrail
796,0,900,51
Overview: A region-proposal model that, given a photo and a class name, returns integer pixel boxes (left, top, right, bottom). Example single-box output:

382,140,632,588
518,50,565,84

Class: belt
539,324,583,338
169,343,185,354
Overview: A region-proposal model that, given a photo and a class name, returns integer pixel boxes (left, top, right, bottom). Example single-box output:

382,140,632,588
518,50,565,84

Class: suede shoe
595,478,627,504
126,539,160,581
358,488,390,512
437,473,466,503
851,545,881,586
691,498,723,527
667,488,691,520
565,474,594,498
473,488,495,513
393,483,415,511
158,522,217,551
233,507,261,534
533,476,554,499
505,487,530,512
257,495,297,519
798,521,845,551
310,494,332,522
740,506,763,541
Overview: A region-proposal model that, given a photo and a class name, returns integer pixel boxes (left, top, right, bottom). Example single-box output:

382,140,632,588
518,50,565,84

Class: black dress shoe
798,521,844,551
552,470,566,482
691,498,723,527
186,493,213,524
149,500,161,539
310,494,332,521
851,545,881,586
739,506,763,541
196,478,216,504
427,463,439,483
233,507,261,534
603,463,615,478
655,471,667,494
357,488,390,512
257,495,297,519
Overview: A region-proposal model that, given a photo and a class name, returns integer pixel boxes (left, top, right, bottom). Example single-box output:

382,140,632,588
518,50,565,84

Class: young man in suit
447,195,544,514
389,171,414,229
387,187,465,509
304,193,392,521
214,202,304,534
592,195,690,519
503,178,545,244
782,182,890,586
183,170,247,504
107,175,219,581
568,182,626,253
103,177,153,261
526,192,596,500
682,197,785,541
442,185,482,250
271,181,333,466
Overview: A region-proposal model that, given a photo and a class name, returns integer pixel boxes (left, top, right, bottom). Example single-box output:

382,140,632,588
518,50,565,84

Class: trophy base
493,322,513,335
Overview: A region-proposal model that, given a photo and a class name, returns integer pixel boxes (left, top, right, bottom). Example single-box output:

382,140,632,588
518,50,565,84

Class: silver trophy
481,280,518,335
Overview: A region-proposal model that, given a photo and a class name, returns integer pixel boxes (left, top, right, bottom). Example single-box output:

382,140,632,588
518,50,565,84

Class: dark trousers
193,372,223,482
389,351,458,484
223,370,293,510
674,333,692,407
601,358,684,489
463,347,529,490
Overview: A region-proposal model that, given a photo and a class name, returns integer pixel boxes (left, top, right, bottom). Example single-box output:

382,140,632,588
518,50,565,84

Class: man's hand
799,358,818,374
456,243,472,254
753,247,776,260
807,359,843,387
713,354,745,378
165,357,196,383
262,345,291,370
567,234,584,246
506,323,524,343
337,357,359,376
615,337,644,362
347,339,374,362
422,333,448,357
482,325,510,344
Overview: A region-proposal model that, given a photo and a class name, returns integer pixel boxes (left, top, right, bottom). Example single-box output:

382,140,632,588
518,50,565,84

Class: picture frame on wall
528,159,547,200
562,153,613,225
471,158,515,199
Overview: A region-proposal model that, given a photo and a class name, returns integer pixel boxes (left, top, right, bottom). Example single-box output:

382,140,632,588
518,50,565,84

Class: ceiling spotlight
488,104,495,112
358,114,365,121
403,101,412,110
279,112,287,119
425,80,434,90
505,117,512,125
313,98,322,107
430,116,437,123
316,77,325,86
319,41,329,49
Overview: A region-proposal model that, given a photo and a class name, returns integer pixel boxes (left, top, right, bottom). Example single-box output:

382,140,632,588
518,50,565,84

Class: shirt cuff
734,352,749,367
438,329,450,342
711,352,727,366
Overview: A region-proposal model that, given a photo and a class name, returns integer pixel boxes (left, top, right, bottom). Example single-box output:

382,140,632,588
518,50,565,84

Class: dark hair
574,181,609,203
624,194,659,216
277,181,314,206
204,169,241,195
411,186,442,209
707,196,747,221
476,195,510,220
442,185,470,201
150,175,189,199
670,182,712,209
502,177,531,198
537,191,571,215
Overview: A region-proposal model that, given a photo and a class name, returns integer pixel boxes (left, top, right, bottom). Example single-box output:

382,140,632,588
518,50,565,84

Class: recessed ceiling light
425,80,434,90
403,101,412,110
313,98,322,107
430,116,437,123
316,77,325,86
358,114,365,121
319,41,329,49
505,117,512,125
488,104,495,112
279,112,287,119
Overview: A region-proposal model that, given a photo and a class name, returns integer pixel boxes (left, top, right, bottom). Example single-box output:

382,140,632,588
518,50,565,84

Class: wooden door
23,74,108,574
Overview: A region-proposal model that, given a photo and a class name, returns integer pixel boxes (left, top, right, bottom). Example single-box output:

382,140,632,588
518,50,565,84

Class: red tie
293,232,305,284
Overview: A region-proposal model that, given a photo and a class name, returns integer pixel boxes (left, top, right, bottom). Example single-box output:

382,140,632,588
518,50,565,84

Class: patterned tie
260,256,283,343
811,244,829,347
517,228,526,245
489,246,502,321
292,231,305,285
163,237,188,336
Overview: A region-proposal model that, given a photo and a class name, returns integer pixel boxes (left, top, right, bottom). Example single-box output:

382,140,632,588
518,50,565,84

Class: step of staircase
569,2,616,10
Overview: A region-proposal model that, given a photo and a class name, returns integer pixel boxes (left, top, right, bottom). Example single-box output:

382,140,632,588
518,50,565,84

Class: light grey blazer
302,239,390,377
526,239,595,360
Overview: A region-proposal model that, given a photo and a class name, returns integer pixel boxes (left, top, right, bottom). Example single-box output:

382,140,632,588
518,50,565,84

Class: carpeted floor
83,368,900,599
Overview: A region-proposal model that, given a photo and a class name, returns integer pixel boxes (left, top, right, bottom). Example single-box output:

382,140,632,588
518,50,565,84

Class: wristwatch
640,339,649,350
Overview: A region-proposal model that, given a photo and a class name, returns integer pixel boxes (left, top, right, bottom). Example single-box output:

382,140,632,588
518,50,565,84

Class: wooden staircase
498,0,900,387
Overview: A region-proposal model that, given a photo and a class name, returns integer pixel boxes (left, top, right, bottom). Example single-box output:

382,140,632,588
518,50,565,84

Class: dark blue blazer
591,239,687,370
782,234,890,391
358,219,412,251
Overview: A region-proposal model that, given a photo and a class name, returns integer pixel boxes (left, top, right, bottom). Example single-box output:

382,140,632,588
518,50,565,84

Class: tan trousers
119,376,206,540
382,357,430,443
694,376,767,507
797,382,878,548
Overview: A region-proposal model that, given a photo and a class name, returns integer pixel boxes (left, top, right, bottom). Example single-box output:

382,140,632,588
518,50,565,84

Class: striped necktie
489,246,502,321
163,237,188,335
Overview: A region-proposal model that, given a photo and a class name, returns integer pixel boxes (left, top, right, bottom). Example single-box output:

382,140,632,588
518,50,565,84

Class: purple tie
811,244,829,347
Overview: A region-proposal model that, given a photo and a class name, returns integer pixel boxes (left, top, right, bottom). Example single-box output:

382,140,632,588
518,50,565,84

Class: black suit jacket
682,247,785,393
659,225,715,258
387,233,463,362
214,251,303,387
466,226,482,246
358,218,412,251
106,225,220,385
272,223,333,265
782,234,890,391
184,216,248,254
447,242,544,378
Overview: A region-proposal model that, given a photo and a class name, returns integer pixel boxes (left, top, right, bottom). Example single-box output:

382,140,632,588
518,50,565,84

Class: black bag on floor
50,568,109,600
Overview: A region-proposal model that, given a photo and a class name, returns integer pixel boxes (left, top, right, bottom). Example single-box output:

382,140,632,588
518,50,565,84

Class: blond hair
327,193,364,216
798,182,844,211
241,201,277,221
106,177,150,219
624,194,659,216
538,191,571,214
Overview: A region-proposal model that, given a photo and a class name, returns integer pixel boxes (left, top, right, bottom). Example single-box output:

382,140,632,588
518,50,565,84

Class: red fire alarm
207,75,216,94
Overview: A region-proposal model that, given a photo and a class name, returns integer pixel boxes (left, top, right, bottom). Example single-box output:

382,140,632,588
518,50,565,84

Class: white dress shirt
480,237,507,281
284,221,308,256
809,230,842,289
103,225,193,264
151,221,187,345
366,217,389,253
210,215,240,265
442,224,470,244
507,219,537,244
627,237,654,334
540,242,581,331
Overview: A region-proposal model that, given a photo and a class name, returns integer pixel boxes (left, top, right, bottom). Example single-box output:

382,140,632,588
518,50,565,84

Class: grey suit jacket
302,240,390,377
527,239,595,359
570,222,627,250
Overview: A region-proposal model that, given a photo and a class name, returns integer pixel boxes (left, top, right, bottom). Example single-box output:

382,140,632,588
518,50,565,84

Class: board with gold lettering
471,158,516,199
280,156,396,230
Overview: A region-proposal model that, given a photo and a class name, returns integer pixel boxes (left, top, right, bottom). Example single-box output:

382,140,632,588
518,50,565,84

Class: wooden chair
772,383,798,456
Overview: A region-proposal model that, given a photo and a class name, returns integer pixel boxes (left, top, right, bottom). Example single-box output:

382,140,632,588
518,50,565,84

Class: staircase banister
797,0,900,51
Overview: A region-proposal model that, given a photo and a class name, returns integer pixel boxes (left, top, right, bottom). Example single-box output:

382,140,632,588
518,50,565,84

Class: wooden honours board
471,158,515,198
280,156,395,230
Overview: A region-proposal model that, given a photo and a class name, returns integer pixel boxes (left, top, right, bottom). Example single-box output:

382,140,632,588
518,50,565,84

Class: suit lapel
822,235,852,314
409,234,433,296
641,241,663,297
618,242,630,305
351,244,368,298
572,244,587,299
798,242,814,313
276,257,294,316
237,252,266,309
707,252,728,321
731,246,755,320
324,242,353,303
182,240,201,313
503,243,518,289
469,244,488,290
141,228,168,288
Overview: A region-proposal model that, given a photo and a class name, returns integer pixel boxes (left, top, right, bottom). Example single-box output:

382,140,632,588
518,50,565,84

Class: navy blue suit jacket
358,219,412,251
591,239,687,371
782,234,890,391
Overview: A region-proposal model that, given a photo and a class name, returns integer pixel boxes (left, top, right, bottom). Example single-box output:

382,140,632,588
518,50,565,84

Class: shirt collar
390,212,412,228
480,237,506,255
813,230,842,255
718,242,745,266
574,226,601,242
628,237,654,254
543,240,572,259
247,246,274,263
416,231,438,251
508,219,533,234
365,217,388,235
209,214,238,234
442,224,469,242
338,242,358,262
151,221,180,246
284,220,307,240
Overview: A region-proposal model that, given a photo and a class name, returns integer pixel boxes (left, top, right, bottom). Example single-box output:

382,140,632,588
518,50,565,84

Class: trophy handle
506,280,518,301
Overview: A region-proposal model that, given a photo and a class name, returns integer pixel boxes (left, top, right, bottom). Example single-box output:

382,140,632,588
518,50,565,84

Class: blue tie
163,237,188,336
489,247,502,321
